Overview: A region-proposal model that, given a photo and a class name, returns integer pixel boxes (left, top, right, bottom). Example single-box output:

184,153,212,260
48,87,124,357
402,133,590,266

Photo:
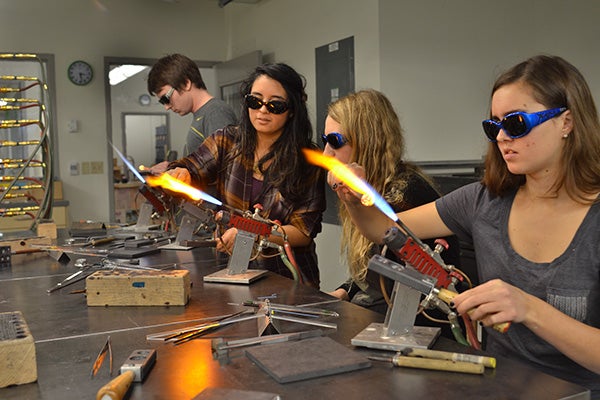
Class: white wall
217,0,600,290
0,0,229,222
223,0,381,135
3,0,600,290
379,0,600,162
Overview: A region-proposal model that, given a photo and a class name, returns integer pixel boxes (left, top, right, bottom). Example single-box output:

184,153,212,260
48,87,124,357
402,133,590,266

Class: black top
338,168,463,338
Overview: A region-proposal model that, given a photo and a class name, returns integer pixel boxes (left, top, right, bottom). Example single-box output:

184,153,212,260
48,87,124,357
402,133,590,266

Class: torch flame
302,148,398,222
109,141,146,184
145,173,222,206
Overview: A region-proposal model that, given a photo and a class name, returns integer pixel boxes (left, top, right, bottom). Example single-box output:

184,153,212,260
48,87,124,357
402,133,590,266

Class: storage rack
0,54,53,231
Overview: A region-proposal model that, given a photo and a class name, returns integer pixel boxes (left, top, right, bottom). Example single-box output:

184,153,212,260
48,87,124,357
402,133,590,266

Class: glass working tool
90,336,113,378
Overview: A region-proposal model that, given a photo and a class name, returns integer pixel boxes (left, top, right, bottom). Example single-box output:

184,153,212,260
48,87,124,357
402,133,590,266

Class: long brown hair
236,63,320,203
483,55,600,203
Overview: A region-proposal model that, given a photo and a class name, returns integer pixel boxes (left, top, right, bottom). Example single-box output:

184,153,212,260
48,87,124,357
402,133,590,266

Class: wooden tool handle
90,236,116,246
438,288,511,333
392,355,484,374
96,370,135,400
403,347,496,368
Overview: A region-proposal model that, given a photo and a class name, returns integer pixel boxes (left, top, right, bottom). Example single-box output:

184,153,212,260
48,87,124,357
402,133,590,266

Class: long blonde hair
328,90,416,281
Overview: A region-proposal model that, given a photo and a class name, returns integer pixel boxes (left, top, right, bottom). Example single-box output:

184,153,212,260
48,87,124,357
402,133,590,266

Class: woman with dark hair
333,55,600,396
167,63,326,288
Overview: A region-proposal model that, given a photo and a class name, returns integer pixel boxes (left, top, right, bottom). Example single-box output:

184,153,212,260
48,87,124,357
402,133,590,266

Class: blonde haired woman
325,90,461,325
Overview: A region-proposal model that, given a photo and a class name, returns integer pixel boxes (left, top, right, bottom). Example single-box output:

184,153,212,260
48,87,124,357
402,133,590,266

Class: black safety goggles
245,94,289,114
158,87,175,106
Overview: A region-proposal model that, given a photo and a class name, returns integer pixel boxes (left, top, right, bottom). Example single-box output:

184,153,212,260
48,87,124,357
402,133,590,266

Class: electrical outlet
70,161,80,176
67,119,79,133
81,161,90,175
91,161,104,174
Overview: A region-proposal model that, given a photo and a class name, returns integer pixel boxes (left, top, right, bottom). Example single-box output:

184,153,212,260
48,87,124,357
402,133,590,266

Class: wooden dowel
391,355,485,374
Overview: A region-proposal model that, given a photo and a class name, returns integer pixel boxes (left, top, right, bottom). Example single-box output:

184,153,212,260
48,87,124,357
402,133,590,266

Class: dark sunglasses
245,94,289,114
158,87,175,105
482,107,567,142
321,132,348,149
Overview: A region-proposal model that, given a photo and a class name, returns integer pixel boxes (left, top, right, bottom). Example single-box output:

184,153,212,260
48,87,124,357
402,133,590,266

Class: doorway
104,53,262,222
104,56,218,222
121,112,170,180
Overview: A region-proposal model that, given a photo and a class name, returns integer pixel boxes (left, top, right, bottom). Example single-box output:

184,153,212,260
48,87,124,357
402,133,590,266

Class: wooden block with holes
0,236,52,264
0,236,51,253
0,311,37,388
86,269,191,306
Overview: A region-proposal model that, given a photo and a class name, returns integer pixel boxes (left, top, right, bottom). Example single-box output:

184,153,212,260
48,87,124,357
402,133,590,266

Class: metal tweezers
90,336,113,378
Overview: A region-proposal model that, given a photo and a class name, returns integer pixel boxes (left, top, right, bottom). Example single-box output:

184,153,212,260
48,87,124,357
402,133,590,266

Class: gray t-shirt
185,97,237,155
436,182,600,396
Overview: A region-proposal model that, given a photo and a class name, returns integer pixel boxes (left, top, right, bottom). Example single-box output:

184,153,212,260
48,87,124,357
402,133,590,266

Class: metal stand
161,201,215,250
203,230,268,284
159,214,196,250
351,255,440,351
257,302,283,336
121,202,161,232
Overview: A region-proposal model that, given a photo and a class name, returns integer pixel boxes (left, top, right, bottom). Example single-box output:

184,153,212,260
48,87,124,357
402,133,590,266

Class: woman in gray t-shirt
332,55,600,397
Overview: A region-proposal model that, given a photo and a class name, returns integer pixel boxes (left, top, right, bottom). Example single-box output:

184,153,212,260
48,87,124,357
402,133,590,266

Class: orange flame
145,173,222,205
302,148,374,206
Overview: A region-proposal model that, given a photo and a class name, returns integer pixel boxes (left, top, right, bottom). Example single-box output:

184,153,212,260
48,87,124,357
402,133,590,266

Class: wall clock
67,60,93,86
139,94,151,106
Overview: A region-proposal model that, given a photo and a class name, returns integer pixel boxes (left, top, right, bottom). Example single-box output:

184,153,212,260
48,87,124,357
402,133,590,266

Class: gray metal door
315,36,355,143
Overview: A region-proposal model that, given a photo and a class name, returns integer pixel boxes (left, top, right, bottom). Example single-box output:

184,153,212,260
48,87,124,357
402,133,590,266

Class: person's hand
166,167,192,185
147,161,169,175
328,162,366,204
328,288,350,301
215,227,238,254
452,279,530,327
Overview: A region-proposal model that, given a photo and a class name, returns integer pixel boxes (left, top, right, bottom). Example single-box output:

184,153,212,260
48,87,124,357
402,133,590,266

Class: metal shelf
0,54,54,232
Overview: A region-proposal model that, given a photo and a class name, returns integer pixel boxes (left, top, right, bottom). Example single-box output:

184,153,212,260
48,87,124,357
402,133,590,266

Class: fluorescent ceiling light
109,64,148,86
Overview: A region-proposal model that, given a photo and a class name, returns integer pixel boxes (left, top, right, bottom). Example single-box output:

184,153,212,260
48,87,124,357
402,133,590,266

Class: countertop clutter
0,246,591,400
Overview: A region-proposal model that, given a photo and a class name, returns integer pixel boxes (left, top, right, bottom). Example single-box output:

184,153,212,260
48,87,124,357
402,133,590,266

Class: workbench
0,247,591,399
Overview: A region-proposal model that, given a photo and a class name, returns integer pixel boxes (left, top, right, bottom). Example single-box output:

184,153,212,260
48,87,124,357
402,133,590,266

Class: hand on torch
140,161,169,176
304,149,376,207
165,167,192,185
327,163,375,206
145,169,222,206
303,149,398,224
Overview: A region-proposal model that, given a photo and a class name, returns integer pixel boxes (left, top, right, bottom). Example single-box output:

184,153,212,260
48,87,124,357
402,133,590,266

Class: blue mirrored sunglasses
321,132,347,149
482,107,567,142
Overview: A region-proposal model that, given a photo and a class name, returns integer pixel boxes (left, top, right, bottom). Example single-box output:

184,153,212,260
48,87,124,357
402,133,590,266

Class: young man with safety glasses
147,54,237,173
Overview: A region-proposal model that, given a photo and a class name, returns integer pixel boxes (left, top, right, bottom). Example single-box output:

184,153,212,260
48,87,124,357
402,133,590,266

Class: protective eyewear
158,87,175,105
482,107,567,142
245,94,289,114
321,132,347,149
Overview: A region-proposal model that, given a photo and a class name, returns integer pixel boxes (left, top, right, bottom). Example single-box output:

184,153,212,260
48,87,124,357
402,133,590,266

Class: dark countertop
0,247,591,400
